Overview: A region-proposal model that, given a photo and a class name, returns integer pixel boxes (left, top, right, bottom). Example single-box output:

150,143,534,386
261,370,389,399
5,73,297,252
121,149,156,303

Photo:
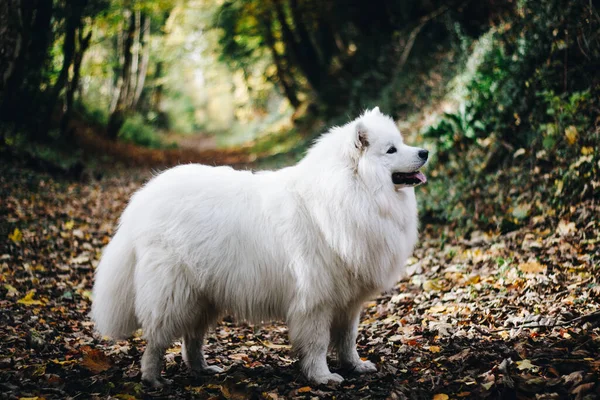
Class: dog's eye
386,146,397,154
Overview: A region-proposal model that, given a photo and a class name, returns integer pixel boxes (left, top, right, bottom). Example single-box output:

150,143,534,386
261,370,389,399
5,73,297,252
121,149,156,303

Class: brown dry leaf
448,349,470,362
563,370,584,386
80,347,111,374
297,386,311,393
571,382,595,395
432,394,449,400
518,261,546,274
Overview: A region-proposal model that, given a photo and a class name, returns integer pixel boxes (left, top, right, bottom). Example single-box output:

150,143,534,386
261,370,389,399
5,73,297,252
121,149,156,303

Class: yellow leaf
429,346,442,353
51,358,77,366
17,290,44,306
115,395,137,400
423,280,443,291
19,397,40,400
64,220,75,230
4,284,19,297
565,125,578,145
259,340,292,350
298,387,312,393
31,364,46,376
433,394,449,400
518,261,546,274
8,228,23,243
581,146,593,155
516,359,536,370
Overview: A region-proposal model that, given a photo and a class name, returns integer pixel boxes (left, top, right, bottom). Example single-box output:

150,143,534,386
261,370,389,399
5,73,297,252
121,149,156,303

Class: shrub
118,114,165,149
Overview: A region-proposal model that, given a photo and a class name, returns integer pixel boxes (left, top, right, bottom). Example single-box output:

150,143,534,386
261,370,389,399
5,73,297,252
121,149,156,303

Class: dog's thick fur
91,108,427,386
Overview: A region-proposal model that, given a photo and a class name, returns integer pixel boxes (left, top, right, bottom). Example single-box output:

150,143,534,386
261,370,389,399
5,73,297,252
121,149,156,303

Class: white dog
91,107,428,387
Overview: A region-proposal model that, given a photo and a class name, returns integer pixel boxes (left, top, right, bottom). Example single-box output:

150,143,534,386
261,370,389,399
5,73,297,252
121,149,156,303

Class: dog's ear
355,121,369,149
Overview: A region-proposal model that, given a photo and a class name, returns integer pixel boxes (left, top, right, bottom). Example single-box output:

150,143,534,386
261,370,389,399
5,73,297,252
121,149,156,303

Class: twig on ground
475,309,600,335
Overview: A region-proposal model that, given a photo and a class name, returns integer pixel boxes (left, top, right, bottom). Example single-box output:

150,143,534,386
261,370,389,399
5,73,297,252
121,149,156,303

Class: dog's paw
203,365,224,374
142,376,173,389
189,364,224,376
351,360,377,374
310,372,344,385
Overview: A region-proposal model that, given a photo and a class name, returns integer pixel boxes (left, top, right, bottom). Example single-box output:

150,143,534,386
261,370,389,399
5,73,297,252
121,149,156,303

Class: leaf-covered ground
1,162,599,400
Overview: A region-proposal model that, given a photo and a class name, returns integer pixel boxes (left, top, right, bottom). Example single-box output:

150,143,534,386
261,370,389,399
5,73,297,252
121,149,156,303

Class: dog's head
351,107,428,190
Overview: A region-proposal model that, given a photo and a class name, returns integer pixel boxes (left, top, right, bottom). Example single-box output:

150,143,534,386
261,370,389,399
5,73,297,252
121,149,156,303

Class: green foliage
419,0,600,232
118,114,171,149
75,100,109,127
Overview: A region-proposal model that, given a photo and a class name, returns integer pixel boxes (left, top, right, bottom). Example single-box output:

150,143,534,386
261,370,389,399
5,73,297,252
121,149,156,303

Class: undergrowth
419,0,600,233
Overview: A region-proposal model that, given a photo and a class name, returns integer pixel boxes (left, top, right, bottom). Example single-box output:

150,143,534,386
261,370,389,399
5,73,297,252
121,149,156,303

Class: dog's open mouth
392,171,427,186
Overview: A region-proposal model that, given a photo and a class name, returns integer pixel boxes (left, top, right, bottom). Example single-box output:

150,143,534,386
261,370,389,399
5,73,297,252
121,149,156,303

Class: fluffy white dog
91,107,428,387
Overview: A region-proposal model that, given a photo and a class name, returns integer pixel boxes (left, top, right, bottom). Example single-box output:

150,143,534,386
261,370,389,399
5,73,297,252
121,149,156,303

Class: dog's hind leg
141,341,172,388
182,309,223,375
331,304,377,374
288,309,344,385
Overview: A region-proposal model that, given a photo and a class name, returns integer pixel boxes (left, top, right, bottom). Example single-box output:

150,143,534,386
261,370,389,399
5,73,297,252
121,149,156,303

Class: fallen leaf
516,359,536,371
260,340,292,350
423,279,443,291
8,228,23,243
518,261,546,274
432,394,449,400
51,358,77,366
115,395,137,400
80,347,111,374
297,387,311,393
17,290,44,306
571,382,595,395
429,346,441,353
4,284,19,297
563,370,584,386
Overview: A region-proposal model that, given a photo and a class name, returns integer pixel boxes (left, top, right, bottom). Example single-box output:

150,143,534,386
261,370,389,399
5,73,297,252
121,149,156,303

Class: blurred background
0,0,598,231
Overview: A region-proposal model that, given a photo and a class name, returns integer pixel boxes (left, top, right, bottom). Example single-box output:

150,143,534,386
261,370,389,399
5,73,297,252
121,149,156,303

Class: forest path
1,163,599,399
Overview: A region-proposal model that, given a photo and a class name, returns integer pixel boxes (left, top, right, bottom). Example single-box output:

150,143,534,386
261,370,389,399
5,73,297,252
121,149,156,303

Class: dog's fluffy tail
91,228,138,339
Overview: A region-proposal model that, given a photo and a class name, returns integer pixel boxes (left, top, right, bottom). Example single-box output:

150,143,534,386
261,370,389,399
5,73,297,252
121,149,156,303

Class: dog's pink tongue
414,171,427,184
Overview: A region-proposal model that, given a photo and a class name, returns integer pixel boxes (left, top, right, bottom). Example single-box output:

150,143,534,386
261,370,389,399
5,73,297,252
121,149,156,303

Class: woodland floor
1,161,599,400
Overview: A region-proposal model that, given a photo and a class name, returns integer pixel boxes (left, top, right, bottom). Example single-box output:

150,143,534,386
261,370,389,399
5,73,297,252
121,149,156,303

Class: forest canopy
0,0,598,229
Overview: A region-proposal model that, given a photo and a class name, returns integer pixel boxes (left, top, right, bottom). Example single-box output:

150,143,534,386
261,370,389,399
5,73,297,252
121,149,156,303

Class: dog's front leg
331,306,377,374
288,310,344,385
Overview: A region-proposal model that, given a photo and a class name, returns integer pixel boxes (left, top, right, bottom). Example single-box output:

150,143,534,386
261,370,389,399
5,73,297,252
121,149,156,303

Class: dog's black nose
418,149,429,161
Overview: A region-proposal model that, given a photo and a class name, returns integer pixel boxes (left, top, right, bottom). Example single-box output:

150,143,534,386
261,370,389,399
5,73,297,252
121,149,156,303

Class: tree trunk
107,11,136,140
273,0,324,98
1,0,53,128
61,28,92,135
127,9,141,108
132,13,150,107
260,9,300,108
44,1,80,136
